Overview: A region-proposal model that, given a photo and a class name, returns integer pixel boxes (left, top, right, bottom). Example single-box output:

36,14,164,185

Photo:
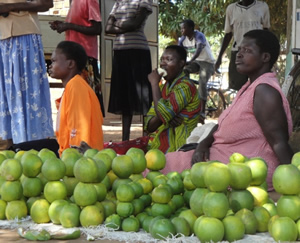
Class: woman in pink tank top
191,30,294,191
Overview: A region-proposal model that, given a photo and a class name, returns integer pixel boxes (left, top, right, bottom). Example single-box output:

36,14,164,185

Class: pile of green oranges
0,147,299,242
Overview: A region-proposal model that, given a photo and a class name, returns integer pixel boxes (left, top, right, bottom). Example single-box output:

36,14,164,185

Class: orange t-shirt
55,74,104,156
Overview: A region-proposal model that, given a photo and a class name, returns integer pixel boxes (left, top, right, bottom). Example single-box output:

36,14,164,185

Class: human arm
187,42,205,65
253,84,294,164
191,124,219,164
215,32,233,72
0,0,53,14
49,20,102,35
105,7,150,34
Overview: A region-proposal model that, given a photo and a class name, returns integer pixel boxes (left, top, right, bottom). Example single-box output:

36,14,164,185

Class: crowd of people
0,0,295,191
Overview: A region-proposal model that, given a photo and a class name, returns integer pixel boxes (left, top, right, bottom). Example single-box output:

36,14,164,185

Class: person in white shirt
179,19,215,119
215,0,270,91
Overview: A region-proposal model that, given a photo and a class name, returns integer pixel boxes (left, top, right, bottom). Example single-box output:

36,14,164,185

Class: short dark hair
244,30,280,68
56,41,87,71
182,19,195,29
166,45,187,62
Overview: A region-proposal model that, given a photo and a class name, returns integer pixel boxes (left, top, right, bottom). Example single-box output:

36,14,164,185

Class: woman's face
235,37,265,77
160,49,185,82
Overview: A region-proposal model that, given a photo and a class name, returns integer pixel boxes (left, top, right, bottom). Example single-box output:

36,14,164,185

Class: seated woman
191,30,294,191
144,45,201,153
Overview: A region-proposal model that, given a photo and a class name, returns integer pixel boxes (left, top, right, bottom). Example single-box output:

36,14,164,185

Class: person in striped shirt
144,45,201,153
105,0,153,141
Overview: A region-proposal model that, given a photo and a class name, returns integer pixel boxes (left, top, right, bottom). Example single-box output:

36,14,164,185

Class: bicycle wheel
206,88,227,119
286,61,300,132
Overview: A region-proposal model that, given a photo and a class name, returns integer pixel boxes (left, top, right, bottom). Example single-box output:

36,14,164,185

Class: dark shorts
229,51,248,90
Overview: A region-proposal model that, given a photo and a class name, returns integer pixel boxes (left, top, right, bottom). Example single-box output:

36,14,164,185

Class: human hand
191,142,210,165
49,21,68,33
148,69,162,86
169,115,183,127
70,141,91,154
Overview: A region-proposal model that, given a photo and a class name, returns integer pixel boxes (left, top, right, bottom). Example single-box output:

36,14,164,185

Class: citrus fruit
228,189,254,212
1,180,23,201
222,215,245,242
228,163,252,190
128,181,143,199
0,150,15,159
193,216,224,243
104,213,121,230
132,198,144,215
190,162,209,188
151,203,172,218
136,178,153,194
73,157,99,183
61,148,81,157
183,173,196,190
60,151,81,177
5,200,27,220
202,191,229,219
268,214,280,236
26,196,42,212
101,200,116,218
262,202,277,217
22,177,43,197
126,148,147,174
44,181,67,203
247,186,269,206
98,148,117,160
136,212,148,225
48,199,68,224
183,189,194,207
291,151,300,167
272,164,300,195
142,215,154,233
101,175,112,191
62,176,79,197
146,170,162,183
151,185,172,204
112,155,134,179
83,148,99,158
112,178,132,194
0,199,7,219
178,209,198,233
80,205,104,227
0,158,22,181
253,206,271,232
189,187,209,216
245,157,268,186
37,148,57,163
59,203,80,228
139,194,152,208
116,201,134,218
150,218,176,240
152,174,168,187
121,216,140,232
145,149,166,171
277,195,300,221
73,182,98,206
129,173,144,182
181,169,190,179
93,183,107,202
106,170,118,187
30,199,50,223
171,216,191,236
171,194,185,211
0,154,7,165
93,152,113,171
297,219,300,240
229,152,247,163
235,208,258,234
37,173,48,187
204,162,231,192
41,157,66,181
116,184,135,202
166,171,182,180
271,217,298,242
21,153,43,178
167,176,184,195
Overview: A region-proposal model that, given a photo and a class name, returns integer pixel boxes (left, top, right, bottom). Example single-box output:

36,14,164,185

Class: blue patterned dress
0,34,54,143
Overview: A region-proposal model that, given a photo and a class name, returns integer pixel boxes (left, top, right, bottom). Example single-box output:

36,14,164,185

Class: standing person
145,45,201,153
0,0,54,148
48,41,104,156
179,19,215,119
49,0,105,116
214,0,270,91
105,0,153,141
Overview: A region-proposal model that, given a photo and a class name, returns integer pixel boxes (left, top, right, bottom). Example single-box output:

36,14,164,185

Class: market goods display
0,148,299,242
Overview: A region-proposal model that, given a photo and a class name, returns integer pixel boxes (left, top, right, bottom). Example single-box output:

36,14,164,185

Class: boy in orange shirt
49,41,104,156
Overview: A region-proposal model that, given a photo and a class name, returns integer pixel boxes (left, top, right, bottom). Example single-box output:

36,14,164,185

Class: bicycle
283,48,300,131
190,72,227,120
